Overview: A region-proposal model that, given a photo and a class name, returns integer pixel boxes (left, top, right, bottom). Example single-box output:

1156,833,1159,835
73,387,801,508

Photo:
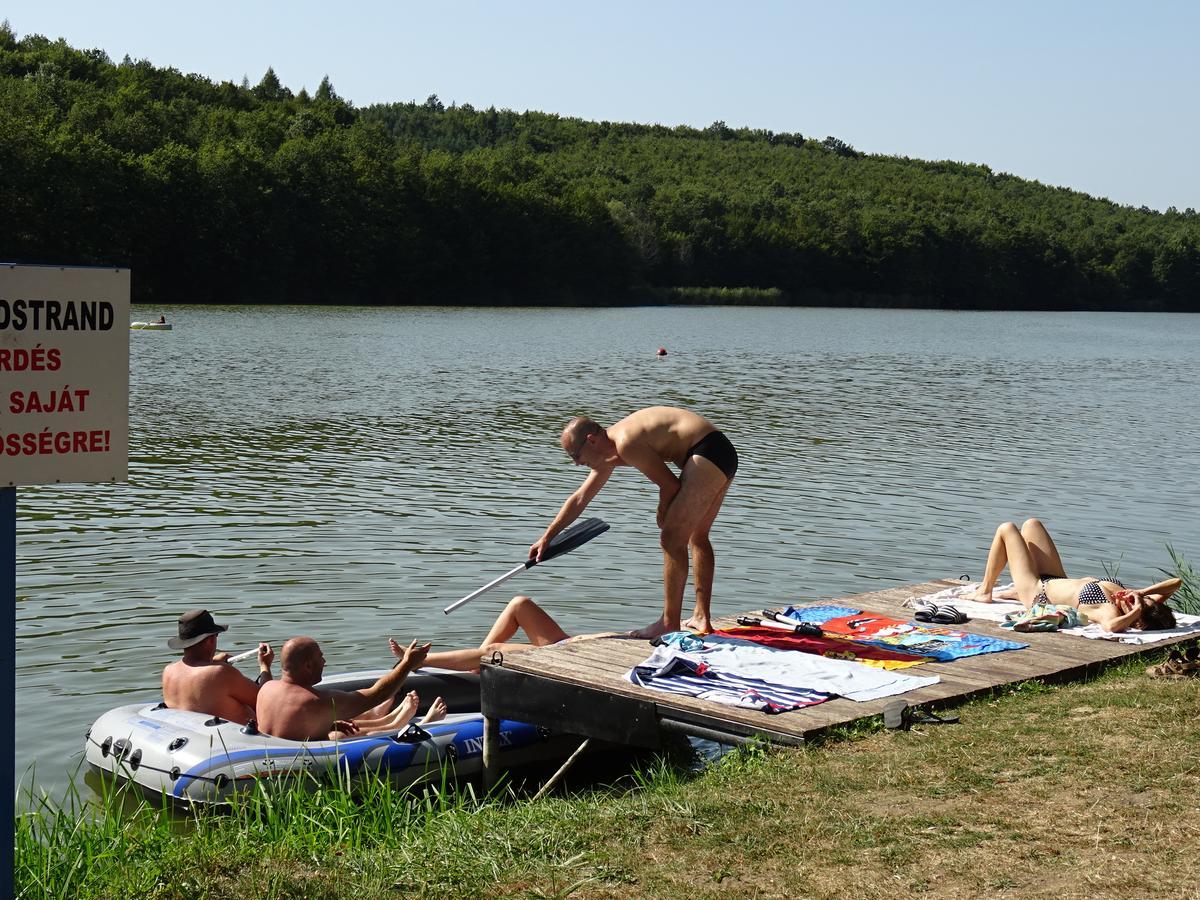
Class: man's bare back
607,407,719,470
254,679,343,741
161,609,273,726
162,658,261,725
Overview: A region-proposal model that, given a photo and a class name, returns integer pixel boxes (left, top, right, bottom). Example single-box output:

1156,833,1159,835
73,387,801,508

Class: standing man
162,608,274,726
530,406,738,638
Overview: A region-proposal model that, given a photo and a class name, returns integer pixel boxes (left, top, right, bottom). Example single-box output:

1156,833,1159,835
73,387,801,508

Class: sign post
1,264,130,897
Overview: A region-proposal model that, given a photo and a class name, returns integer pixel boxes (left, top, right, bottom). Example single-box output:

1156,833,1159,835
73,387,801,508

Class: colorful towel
713,626,933,670
781,604,862,623
1001,604,1086,632
626,636,940,707
790,611,1028,661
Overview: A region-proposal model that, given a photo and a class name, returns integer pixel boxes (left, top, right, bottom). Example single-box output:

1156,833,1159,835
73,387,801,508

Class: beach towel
1060,613,1200,644
802,612,1028,661
903,583,1023,623
627,649,831,713
1001,603,1086,632
627,635,940,706
713,626,933,670
781,604,862,623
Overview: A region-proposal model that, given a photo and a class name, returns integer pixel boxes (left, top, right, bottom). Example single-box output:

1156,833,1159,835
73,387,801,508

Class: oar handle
227,648,260,663
443,563,527,615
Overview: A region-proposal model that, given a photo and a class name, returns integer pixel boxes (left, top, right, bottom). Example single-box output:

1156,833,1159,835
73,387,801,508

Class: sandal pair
910,600,968,625
1146,645,1200,679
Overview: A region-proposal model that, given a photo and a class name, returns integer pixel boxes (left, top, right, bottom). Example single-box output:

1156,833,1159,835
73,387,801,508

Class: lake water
13,305,1200,791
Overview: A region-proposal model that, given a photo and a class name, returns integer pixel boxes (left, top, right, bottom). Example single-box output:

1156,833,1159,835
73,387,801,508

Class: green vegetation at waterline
17,656,1200,899
1164,544,1200,615
3,25,1198,310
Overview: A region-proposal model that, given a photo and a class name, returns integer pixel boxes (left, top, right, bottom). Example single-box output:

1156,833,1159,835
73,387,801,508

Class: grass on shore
15,647,1200,900
663,286,786,304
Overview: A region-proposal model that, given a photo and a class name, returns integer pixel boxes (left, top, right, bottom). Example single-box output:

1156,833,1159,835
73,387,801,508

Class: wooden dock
478,579,1197,781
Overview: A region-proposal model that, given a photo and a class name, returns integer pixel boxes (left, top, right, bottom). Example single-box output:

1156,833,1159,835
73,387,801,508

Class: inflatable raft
130,321,172,330
85,668,569,805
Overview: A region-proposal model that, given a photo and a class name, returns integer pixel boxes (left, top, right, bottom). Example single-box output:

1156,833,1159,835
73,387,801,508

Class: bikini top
1077,579,1124,606
1041,575,1124,606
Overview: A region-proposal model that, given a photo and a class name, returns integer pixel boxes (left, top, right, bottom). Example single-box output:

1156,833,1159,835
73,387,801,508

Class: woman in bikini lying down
971,518,1181,633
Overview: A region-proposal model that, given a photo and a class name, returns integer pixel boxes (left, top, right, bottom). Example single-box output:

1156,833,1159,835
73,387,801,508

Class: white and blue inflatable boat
85,668,569,805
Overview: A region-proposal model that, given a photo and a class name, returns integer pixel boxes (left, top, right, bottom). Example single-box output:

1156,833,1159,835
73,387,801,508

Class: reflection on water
15,305,1200,790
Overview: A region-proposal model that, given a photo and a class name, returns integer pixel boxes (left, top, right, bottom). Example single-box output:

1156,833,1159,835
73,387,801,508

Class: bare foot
388,637,404,659
420,696,447,725
971,590,993,603
683,615,713,635
394,690,419,724
627,619,679,640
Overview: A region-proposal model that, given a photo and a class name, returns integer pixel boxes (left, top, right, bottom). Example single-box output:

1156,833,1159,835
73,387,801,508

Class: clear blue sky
6,1,1198,211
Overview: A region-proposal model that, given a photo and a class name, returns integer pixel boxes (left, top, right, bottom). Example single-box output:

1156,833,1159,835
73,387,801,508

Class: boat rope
84,733,227,785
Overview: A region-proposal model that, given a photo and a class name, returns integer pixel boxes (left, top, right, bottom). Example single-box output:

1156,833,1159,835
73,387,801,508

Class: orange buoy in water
656,347,668,356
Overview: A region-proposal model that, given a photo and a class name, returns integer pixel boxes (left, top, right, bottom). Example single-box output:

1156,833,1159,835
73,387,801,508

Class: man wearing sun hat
161,609,274,726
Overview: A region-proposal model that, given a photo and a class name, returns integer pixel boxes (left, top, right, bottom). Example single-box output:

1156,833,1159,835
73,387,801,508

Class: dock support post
481,714,501,793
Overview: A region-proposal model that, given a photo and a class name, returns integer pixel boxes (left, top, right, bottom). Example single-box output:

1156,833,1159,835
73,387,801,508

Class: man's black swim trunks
685,431,738,479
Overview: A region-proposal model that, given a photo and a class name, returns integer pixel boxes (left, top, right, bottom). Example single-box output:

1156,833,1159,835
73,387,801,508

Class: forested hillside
3,26,1197,309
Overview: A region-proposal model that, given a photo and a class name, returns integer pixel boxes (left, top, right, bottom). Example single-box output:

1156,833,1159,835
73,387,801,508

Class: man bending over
530,406,738,638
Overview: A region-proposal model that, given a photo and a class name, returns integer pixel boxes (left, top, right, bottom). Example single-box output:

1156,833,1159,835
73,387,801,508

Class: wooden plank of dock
479,578,1197,763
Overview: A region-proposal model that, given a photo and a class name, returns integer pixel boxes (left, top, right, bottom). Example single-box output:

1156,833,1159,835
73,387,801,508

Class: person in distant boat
387,595,615,674
156,314,166,324
255,636,433,741
161,609,274,726
530,406,738,638
971,518,1181,633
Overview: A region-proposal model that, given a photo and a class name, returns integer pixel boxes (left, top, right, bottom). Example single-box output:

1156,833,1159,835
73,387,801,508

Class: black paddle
443,518,610,614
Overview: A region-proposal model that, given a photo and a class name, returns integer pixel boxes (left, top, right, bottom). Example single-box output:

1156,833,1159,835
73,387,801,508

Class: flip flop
906,598,939,618
912,603,967,625
930,605,968,625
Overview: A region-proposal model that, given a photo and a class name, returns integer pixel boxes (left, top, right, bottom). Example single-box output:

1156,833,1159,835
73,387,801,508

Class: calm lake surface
14,305,1200,791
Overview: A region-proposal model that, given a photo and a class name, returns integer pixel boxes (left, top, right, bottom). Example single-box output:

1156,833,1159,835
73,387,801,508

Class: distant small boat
130,321,173,331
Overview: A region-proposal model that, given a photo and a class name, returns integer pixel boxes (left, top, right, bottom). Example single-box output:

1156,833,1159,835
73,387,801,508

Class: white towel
908,583,1200,643
1061,614,1200,644
904,583,1022,623
629,635,940,703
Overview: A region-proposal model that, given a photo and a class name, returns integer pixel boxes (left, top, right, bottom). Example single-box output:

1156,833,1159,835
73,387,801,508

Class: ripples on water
14,305,1200,788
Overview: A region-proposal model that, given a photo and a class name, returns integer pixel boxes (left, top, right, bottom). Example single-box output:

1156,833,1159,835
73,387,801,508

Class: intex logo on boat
458,732,515,755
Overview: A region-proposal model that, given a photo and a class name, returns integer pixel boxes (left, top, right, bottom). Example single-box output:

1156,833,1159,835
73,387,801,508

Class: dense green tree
1,30,1197,309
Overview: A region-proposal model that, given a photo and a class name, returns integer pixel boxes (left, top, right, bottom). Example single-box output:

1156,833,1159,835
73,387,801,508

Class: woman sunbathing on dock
389,594,614,674
972,518,1181,633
